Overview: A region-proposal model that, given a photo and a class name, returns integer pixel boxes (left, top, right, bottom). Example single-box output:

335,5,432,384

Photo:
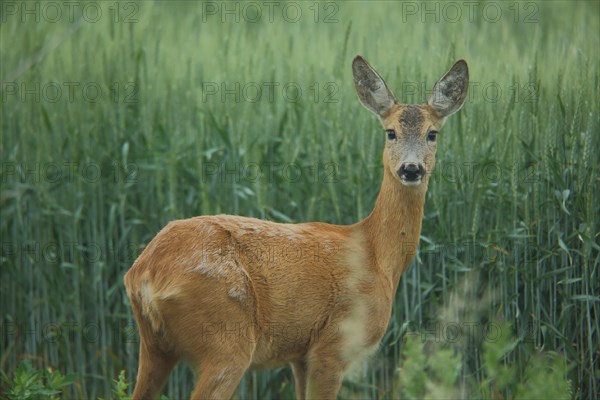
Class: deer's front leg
291,358,308,400
305,351,346,400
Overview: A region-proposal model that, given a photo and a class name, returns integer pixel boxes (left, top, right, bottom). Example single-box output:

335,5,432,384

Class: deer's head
352,56,469,188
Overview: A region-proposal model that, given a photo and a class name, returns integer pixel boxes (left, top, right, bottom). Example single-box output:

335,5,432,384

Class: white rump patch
139,278,164,332
140,279,154,314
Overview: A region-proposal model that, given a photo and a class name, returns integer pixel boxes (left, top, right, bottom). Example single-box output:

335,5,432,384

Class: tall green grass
1,1,598,398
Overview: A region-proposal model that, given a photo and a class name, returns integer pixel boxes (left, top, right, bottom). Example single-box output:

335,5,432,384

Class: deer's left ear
427,60,469,118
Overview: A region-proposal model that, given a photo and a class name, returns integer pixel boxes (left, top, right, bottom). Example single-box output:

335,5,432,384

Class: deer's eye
386,129,397,140
427,131,438,142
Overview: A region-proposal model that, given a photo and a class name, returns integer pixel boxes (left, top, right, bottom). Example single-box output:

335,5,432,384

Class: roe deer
124,56,469,399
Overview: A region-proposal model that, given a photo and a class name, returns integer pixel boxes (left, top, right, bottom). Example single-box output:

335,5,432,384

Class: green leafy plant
0,361,76,400
396,334,462,399
394,322,572,399
111,370,130,400
106,370,169,400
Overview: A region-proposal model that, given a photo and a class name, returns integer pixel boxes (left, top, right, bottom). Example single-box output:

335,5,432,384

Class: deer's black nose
398,163,424,182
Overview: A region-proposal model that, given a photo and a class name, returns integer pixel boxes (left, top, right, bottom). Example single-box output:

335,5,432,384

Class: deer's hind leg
186,323,256,400
129,295,180,400
131,340,179,400
162,278,257,399
190,358,251,400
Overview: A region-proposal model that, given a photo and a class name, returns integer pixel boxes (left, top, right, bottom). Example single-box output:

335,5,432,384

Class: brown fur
124,56,468,400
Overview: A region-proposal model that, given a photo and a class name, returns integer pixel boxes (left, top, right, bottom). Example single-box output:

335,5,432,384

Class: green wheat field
1,1,598,399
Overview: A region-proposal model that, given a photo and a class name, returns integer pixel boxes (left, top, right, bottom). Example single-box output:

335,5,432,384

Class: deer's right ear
352,56,397,117
427,60,469,118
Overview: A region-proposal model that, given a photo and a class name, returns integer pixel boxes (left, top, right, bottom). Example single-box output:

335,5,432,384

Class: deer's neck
360,167,427,290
